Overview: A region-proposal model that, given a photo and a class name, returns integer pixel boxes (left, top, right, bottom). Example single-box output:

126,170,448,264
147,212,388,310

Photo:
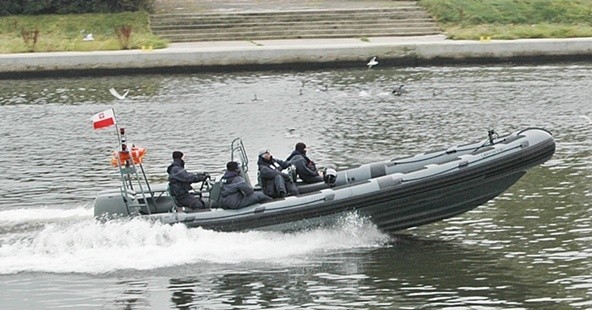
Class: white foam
0,206,93,224
0,212,390,274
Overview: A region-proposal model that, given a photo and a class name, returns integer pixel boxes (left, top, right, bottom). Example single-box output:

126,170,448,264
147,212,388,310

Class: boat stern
93,189,137,220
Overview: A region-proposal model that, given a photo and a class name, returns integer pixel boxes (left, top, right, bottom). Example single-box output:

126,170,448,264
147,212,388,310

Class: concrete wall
1,37,591,78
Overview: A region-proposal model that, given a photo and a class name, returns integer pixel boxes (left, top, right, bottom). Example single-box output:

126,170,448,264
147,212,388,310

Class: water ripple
0,63,591,308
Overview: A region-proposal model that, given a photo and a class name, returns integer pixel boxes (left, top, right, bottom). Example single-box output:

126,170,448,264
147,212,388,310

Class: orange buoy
111,147,147,166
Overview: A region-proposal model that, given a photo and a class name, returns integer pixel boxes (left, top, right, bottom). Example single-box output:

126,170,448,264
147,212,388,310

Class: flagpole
92,107,152,215
112,108,122,151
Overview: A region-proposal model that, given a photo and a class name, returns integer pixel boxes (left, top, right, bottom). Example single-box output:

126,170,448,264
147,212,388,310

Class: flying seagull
109,88,129,100
367,56,378,69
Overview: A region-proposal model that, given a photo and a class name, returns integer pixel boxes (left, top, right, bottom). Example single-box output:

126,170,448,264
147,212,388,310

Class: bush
0,0,154,16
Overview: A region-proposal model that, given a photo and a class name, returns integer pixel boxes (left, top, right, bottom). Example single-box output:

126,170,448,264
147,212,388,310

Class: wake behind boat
92,117,555,234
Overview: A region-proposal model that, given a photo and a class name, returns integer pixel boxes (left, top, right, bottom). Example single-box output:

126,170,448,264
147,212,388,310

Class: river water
0,63,591,309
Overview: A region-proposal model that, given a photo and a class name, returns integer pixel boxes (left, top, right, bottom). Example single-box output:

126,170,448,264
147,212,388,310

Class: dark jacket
257,155,293,196
286,150,322,183
220,170,254,208
167,158,208,199
257,155,290,181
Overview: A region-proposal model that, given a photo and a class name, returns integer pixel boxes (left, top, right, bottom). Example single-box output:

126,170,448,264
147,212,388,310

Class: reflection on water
0,63,591,308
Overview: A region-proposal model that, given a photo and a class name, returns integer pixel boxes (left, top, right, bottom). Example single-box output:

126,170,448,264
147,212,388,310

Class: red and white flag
90,108,117,130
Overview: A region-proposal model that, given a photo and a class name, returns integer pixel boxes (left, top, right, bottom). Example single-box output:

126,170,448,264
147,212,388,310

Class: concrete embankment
1,35,592,78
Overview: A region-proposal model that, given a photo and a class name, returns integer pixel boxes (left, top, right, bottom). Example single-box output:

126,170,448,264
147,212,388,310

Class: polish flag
91,108,117,130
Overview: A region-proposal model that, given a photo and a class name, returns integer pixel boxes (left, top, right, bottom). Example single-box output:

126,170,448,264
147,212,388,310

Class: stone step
152,0,422,13
151,9,428,22
150,6,441,42
152,7,423,15
151,14,432,27
151,19,436,31
153,22,438,33
158,27,441,42
151,7,424,17
155,28,441,41
151,12,432,26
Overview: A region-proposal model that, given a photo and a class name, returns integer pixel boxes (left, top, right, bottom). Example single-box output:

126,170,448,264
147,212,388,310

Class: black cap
295,142,306,152
227,161,239,171
172,151,183,159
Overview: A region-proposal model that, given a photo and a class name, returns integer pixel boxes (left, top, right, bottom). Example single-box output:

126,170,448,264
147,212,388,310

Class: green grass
0,11,168,53
419,0,592,40
2,1,592,52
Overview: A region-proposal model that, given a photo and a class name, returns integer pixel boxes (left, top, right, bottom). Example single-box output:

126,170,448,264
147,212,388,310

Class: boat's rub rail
434,157,461,166
370,163,387,179
377,175,403,189
376,133,546,188
323,191,335,201
387,143,478,167
496,133,524,145
386,128,550,168
471,146,495,155
517,127,553,136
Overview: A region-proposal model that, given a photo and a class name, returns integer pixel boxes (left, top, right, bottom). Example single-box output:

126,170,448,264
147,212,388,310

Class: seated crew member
286,142,324,184
257,148,299,198
167,151,210,212
220,161,272,209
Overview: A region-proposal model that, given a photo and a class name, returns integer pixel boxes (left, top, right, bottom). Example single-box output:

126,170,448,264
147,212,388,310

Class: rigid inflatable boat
94,128,555,234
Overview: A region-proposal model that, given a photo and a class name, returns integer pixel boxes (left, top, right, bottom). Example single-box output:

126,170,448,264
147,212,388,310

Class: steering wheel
199,176,213,191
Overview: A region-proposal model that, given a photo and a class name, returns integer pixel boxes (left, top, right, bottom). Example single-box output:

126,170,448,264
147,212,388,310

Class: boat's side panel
355,128,555,233
93,190,134,218
359,171,526,233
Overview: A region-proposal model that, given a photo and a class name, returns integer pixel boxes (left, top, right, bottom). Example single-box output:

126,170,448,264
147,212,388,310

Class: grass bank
0,11,167,53
2,1,592,53
419,0,592,40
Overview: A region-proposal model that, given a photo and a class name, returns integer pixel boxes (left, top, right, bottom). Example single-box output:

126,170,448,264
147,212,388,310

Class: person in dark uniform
257,148,299,198
167,151,210,212
286,142,323,184
220,161,272,209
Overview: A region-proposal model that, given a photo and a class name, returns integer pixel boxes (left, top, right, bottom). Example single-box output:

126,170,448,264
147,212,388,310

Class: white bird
82,33,94,41
367,56,378,69
109,87,129,100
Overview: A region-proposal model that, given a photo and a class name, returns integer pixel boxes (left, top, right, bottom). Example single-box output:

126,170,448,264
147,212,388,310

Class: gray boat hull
94,128,555,234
